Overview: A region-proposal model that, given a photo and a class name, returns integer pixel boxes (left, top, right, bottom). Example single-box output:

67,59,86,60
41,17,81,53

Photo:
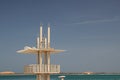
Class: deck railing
24,64,60,74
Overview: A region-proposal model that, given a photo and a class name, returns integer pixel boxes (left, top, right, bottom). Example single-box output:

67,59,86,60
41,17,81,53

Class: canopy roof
17,46,65,54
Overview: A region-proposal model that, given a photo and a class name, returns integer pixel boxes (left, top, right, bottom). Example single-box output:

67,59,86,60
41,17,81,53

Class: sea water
1,74,120,80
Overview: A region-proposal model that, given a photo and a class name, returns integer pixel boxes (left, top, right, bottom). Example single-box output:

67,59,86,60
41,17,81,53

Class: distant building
0,71,15,74
82,71,94,75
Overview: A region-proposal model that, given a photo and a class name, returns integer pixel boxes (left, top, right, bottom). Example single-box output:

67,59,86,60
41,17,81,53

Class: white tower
17,25,65,80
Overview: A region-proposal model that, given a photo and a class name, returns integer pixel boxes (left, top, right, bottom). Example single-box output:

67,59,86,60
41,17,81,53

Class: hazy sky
0,0,120,73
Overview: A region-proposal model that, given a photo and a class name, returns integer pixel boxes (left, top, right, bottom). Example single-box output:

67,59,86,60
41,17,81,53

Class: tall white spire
48,25,50,48
40,25,42,49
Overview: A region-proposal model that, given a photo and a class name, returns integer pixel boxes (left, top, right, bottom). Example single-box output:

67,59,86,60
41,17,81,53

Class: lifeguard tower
17,25,65,80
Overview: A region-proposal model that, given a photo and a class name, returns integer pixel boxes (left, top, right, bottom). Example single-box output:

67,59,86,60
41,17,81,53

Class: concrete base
37,74,50,80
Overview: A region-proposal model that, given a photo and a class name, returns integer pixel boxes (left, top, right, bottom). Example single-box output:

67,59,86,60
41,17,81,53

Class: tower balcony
24,64,60,74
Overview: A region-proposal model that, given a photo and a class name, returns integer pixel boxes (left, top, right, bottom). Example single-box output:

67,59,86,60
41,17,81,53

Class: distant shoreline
1,72,120,76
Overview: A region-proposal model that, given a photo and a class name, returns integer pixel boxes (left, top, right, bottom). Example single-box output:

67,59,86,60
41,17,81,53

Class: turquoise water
1,74,120,80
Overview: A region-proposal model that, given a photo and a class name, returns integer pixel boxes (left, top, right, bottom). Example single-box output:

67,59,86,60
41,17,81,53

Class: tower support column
47,53,50,72
47,74,50,80
37,74,41,80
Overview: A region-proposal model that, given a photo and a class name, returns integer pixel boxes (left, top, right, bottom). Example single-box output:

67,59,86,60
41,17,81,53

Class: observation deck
24,64,60,74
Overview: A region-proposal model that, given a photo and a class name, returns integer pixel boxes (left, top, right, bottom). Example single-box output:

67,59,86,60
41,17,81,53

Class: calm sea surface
0,74,120,80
